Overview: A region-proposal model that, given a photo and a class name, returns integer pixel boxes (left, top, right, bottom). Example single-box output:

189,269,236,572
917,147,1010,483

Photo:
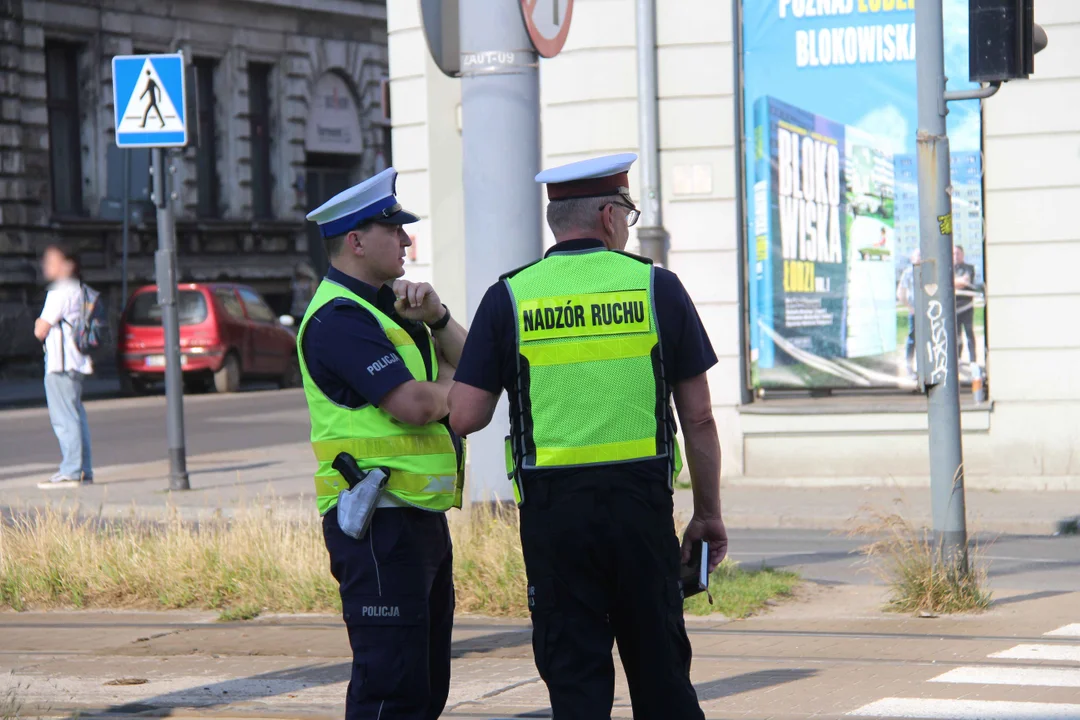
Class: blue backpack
67,283,111,354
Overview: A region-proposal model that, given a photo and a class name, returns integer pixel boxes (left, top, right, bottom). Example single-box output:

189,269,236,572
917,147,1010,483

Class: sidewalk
1,441,1074,534
2,586,1078,719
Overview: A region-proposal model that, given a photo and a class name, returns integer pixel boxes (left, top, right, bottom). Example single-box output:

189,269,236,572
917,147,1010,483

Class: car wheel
119,372,152,396
213,353,241,394
280,354,302,389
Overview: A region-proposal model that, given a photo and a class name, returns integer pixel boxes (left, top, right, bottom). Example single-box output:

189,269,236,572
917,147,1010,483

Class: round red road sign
520,0,574,59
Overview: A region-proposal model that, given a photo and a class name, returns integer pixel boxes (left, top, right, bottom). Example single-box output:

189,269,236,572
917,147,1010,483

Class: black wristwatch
427,304,451,331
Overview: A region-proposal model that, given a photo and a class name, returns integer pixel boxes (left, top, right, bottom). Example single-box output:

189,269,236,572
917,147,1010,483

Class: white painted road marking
848,698,1080,719
930,665,1080,687
1045,623,1080,637
990,644,1080,663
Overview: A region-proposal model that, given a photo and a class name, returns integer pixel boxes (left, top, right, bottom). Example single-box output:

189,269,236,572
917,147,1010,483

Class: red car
118,283,301,395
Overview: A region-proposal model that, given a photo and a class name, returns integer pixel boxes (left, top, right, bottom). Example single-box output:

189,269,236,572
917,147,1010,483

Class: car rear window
127,291,209,327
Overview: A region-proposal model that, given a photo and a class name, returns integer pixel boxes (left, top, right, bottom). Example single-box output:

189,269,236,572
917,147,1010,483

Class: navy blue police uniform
454,238,718,719
302,265,456,720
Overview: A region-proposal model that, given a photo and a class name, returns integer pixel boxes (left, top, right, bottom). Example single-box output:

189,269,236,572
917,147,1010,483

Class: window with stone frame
194,57,221,218
45,40,84,216
247,62,273,219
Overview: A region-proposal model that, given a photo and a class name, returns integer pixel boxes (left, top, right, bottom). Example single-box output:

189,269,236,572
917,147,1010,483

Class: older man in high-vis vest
301,168,467,720
448,154,728,720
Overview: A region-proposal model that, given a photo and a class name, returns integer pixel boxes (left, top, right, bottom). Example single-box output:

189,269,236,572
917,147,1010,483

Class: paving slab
2,586,1078,720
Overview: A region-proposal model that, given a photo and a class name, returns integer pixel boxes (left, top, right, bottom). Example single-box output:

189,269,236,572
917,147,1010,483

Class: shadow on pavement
751,549,862,570
188,461,281,477
989,589,1072,607
50,629,534,718
73,662,350,718
451,628,533,658
694,668,818,701
32,461,286,488
988,558,1080,581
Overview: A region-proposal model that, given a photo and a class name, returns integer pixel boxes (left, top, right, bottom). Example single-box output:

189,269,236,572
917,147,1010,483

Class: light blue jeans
44,371,93,480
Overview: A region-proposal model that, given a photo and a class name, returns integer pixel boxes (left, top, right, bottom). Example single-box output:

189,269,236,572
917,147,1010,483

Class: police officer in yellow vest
301,168,467,720
448,154,728,719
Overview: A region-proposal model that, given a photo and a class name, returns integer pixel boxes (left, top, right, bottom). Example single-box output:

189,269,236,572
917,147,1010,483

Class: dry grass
1,681,26,720
851,508,992,615
0,503,338,614
450,503,528,616
0,501,530,616
1,502,796,619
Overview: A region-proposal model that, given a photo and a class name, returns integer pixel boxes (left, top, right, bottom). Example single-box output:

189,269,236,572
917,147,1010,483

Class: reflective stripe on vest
297,279,463,515
504,249,681,493
520,335,658,367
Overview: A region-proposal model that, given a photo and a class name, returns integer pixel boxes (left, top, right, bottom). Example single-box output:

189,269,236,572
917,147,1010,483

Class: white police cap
535,153,638,200
306,167,419,239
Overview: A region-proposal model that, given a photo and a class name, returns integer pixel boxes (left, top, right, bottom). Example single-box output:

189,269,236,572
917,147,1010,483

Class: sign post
913,0,968,572
913,2,1047,572
112,52,190,491
121,149,130,307
451,0,572,504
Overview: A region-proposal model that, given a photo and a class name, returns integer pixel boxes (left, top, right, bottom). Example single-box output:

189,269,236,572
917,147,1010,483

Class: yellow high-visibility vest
297,279,463,515
503,248,681,505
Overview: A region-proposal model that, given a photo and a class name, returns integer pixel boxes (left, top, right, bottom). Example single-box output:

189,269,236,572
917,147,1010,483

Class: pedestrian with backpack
34,243,95,488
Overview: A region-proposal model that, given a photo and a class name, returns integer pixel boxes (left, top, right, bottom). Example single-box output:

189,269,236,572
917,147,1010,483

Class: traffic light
969,0,1047,83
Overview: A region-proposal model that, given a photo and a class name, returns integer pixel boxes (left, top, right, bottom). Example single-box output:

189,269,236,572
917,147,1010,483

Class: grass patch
853,510,992,615
217,602,262,622
0,504,339,614
683,561,799,618
2,682,26,720
1,502,798,619
450,503,528,616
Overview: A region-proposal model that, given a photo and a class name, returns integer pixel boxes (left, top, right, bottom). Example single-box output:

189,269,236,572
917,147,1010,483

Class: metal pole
732,0,753,408
914,0,966,570
634,0,666,266
152,147,189,491
121,149,130,307
459,2,542,503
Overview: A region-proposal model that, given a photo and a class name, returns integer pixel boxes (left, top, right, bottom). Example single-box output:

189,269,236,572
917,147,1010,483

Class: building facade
390,0,1080,492
0,0,390,367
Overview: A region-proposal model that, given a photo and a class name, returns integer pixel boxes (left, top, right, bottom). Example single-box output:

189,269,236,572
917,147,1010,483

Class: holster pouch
332,455,390,540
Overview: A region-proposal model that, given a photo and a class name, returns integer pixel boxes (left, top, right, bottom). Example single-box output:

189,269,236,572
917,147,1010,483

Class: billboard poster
742,0,987,390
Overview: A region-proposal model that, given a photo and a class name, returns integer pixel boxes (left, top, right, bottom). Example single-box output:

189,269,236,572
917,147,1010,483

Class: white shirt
40,279,93,375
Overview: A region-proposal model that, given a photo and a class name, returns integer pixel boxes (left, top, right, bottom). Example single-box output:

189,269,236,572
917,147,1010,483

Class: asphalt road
0,387,309,469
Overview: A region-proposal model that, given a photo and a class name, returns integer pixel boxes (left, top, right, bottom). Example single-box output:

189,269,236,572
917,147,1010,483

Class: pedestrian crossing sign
112,53,187,148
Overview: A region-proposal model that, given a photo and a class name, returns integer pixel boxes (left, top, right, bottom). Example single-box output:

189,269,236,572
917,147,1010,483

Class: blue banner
742,0,986,390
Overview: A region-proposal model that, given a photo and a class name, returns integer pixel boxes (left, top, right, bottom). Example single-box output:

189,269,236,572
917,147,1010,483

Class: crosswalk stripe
1045,623,1080,637
848,698,1080,719
930,665,1080,687
990,644,1080,663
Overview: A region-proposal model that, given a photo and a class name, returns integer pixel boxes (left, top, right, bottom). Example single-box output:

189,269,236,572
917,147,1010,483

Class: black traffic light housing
969,0,1047,83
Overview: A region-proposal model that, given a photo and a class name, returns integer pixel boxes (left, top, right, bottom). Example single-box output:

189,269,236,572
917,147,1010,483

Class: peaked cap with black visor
306,167,419,238
536,153,640,225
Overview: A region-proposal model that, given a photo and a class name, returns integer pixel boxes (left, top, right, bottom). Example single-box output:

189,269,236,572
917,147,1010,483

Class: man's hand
681,513,728,573
393,280,445,325
34,318,51,342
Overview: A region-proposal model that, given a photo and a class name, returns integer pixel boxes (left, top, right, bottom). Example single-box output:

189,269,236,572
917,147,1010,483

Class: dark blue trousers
323,506,454,720
520,474,704,720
